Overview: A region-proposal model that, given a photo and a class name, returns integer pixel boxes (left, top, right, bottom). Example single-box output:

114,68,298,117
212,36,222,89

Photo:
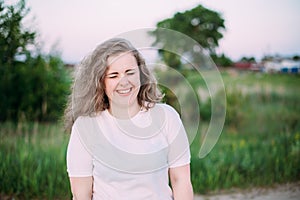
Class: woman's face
104,52,141,108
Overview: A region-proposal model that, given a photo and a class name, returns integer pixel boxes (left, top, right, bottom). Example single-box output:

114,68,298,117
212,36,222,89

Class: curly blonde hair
64,38,163,132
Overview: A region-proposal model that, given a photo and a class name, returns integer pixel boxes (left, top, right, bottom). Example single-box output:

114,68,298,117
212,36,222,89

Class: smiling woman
63,38,163,132
63,38,194,200
104,52,141,117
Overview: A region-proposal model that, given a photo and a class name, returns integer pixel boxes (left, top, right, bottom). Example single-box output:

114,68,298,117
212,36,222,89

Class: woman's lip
116,88,132,94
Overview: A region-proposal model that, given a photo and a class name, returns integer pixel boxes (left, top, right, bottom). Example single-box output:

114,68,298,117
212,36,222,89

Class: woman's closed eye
126,71,135,76
106,73,118,79
106,68,137,79
106,73,133,79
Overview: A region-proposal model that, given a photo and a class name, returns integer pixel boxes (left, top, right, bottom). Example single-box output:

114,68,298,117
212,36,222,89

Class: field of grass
0,122,71,199
191,126,300,193
190,70,300,193
0,70,299,199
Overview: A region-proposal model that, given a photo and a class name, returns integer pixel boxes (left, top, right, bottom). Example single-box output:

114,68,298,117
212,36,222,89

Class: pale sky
8,0,300,63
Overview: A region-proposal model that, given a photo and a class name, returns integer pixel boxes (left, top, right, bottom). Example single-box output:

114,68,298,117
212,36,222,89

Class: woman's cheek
104,79,115,97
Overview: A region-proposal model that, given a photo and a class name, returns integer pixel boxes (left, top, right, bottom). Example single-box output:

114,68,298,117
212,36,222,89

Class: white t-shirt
67,103,190,200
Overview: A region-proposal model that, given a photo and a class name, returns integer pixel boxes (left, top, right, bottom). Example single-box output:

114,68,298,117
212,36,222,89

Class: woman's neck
108,102,141,119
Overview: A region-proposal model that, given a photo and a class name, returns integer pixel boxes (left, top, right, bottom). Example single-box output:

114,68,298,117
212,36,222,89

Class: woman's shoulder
73,114,100,126
154,103,180,118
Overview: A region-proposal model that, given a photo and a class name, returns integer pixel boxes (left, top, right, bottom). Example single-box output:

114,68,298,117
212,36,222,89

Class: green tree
0,0,35,65
0,0,71,122
292,55,300,61
240,56,256,63
211,53,233,67
153,5,225,69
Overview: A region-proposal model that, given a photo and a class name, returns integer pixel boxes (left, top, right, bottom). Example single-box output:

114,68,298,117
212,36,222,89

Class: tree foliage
0,0,71,122
239,56,256,63
153,5,225,69
292,55,300,61
0,0,35,65
211,53,233,67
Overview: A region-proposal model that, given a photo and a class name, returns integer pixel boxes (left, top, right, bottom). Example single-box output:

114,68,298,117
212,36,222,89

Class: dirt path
194,182,300,200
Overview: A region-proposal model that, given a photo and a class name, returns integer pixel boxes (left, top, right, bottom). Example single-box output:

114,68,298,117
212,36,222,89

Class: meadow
0,122,70,199
190,70,300,193
0,70,299,199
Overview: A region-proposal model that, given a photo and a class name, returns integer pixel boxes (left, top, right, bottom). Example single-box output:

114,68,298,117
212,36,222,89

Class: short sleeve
168,123,191,168
66,124,93,177
162,104,191,168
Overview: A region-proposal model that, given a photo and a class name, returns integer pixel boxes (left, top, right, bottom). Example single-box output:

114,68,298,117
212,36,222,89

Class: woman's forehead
106,53,138,71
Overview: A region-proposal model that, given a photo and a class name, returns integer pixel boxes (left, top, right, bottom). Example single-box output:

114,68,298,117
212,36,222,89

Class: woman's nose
119,74,129,86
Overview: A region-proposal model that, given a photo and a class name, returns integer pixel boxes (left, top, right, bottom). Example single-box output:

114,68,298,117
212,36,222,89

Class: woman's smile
116,88,132,95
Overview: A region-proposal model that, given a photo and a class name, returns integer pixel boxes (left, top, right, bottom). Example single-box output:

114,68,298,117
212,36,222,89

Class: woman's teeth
117,88,131,94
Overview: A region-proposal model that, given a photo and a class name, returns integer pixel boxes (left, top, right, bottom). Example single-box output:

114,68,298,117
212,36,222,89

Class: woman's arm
169,164,194,200
69,176,93,200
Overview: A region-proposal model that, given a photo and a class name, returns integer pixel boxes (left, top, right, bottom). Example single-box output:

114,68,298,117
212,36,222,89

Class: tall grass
191,127,300,194
190,71,300,194
0,122,71,199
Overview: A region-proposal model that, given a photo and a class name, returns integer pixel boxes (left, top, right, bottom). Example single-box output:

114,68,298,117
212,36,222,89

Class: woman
64,38,193,200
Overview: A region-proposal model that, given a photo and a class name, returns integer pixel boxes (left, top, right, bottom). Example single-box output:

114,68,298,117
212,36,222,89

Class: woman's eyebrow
125,68,137,73
106,66,138,75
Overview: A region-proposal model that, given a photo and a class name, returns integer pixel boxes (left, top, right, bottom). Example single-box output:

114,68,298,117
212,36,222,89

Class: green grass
0,70,299,198
0,122,71,199
190,127,300,194
188,70,300,194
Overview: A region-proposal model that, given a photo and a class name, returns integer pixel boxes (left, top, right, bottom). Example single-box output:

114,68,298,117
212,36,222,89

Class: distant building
263,59,300,74
234,62,262,72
